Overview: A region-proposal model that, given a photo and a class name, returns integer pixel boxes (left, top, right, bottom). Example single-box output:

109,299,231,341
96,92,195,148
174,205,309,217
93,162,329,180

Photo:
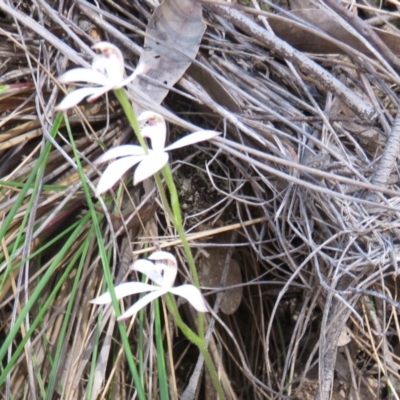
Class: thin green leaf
155,299,169,400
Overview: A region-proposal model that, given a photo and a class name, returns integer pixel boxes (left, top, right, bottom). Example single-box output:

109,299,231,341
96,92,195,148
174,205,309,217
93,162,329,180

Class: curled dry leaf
200,248,243,315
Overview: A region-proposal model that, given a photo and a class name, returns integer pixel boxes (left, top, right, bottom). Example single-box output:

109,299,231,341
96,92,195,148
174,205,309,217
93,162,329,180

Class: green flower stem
114,89,201,295
160,164,205,337
113,88,223,398
114,89,147,152
165,294,226,400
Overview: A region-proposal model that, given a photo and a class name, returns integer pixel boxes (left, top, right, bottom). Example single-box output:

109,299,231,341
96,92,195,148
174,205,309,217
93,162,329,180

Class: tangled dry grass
2,0,400,399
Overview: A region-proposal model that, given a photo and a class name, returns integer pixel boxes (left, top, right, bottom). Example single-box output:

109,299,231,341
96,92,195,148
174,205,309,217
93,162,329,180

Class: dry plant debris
1,0,400,399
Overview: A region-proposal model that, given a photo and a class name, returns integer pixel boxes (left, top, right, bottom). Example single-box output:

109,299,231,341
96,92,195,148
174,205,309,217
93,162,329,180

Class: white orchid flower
94,111,221,195
90,251,208,321
56,41,146,111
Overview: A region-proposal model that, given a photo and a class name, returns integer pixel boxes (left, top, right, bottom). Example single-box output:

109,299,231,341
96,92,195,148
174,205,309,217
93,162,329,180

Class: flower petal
169,284,208,312
90,281,159,305
165,130,221,151
117,289,167,320
138,112,166,151
92,42,125,84
121,62,151,86
94,145,145,164
133,151,169,185
58,68,111,86
86,86,113,101
130,259,164,286
96,156,145,195
55,87,102,111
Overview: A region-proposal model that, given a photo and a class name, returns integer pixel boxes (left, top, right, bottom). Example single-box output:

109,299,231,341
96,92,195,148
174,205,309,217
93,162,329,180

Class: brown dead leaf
200,248,242,315
268,10,400,55
188,62,241,113
134,0,206,106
